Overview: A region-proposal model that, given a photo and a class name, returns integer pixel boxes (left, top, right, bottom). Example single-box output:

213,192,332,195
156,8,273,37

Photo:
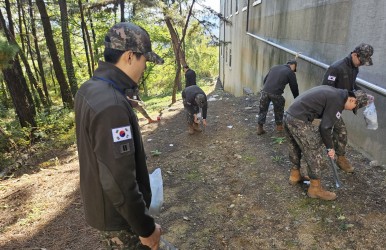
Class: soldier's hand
193,114,198,123
327,148,335,159
139,223,161,250
147,118,158,124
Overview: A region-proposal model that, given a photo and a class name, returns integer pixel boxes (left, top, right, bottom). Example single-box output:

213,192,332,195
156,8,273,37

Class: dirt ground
1,81,385,250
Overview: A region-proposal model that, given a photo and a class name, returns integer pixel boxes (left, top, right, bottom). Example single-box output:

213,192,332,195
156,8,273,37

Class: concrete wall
219,0,386,165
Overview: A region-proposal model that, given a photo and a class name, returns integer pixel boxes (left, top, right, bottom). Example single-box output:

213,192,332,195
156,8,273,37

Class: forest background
0,0,220,175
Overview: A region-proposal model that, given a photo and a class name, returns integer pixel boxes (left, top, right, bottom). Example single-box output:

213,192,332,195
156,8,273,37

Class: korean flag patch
328,75,336,81
336,111,342,119
112,126,132,142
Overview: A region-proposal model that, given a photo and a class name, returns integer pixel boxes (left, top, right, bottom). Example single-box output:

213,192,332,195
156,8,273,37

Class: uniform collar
93,60,138,93
345,54,358,69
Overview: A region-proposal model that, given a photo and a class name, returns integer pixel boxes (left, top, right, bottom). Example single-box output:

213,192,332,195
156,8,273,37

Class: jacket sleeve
319,104,340,149
91,104,155,237
288,72,299,98
202,96,208,119
263,71,269,84
321,66,339,87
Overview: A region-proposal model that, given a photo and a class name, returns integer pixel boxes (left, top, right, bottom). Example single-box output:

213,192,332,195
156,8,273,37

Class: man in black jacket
257,60,299,135
182,85,207,134
321,43,374,173
284,85,368,201
75,22,163,250
183,65,197,88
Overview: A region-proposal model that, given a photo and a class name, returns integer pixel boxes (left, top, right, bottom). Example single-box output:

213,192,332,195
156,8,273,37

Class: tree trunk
14,0,46,108
120,0,125,22
28,0,50,103
164,0,195,103
59,0,78,97
2,61,37,127
86,0,99,62
16,0,25,54
36,0,74,109
165,17,182,103
78,0,94,77
0,79,10,109
0,4,36,128
21,4,40,83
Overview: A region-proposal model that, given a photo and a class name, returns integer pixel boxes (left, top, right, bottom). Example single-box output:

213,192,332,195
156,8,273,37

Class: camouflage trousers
183,102,199,125
332,118,347,156
283,113,324,179
257,91,285,125
100,228,150,250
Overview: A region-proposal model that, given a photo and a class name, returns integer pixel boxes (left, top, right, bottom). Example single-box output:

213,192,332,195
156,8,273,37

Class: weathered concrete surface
219,0,386,164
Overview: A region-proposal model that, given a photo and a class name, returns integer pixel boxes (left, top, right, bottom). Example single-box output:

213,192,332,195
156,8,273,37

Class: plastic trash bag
149,168,163,216
363,102,378,130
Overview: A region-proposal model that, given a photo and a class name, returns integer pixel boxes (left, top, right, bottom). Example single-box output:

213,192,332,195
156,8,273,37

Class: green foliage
1,0,219,171
0,36,19,69
34,107,75,146
141,94,175,115
0,107,75,171
133,12,218,97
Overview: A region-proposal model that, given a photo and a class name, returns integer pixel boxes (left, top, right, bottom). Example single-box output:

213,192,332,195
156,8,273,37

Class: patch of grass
17,206,44,227
271,136,286,144
339,223,354,231
140,82,215,117
39,157,60,169
243,155,257,163
271,155,283,163
140,94,173,116
285,239,300,248
150,150,162,156
287,198,319,218
185,170,201,181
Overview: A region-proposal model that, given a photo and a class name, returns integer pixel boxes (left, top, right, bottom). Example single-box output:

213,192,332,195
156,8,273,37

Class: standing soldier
321,43,374,173
182,85,207,134
183,65,197,88
75,22,163,249
284,85,368,201
257,60,299,135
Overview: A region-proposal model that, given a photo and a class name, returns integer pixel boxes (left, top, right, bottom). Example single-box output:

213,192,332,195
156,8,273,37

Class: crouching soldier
182,85,207,135
283,85,368,201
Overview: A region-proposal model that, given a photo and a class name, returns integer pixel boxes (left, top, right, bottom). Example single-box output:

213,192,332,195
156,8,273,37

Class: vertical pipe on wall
246,0,250,32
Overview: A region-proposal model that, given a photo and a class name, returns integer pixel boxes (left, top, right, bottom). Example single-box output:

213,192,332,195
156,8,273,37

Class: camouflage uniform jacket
75,61,155,237
182,85,208,119
321,54,361,91
262,64,299,98
286,85,348,149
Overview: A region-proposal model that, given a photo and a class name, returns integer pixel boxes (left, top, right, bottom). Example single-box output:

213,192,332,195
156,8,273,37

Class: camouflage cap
353,90,369,114
195,94,206,108
105,22,164,65
353,43,373,66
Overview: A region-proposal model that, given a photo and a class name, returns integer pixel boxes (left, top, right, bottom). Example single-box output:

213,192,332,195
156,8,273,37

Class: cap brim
144,51,164,65
363,57,373,66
